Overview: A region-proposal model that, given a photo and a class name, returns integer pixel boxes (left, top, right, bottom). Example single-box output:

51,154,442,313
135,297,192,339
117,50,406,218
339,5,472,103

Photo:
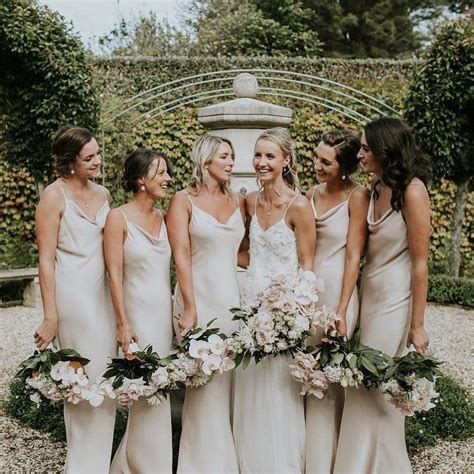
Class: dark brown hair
364,117,431,211
122,148,172,193
52,125,94,177
320,129,360,176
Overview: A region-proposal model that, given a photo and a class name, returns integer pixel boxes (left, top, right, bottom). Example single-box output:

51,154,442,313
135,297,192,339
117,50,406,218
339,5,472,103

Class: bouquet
102,321,236,406
172,319,236,387
381,351,442,416
228,270,337,367
101,343,183,407
290,331,391,398
16,348,106,407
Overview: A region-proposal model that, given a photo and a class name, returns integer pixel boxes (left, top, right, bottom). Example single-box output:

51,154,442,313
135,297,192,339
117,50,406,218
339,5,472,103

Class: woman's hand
407,325,429,355
117,322,139,354
335,313,348,337
178,308,198,337
34,318,57,350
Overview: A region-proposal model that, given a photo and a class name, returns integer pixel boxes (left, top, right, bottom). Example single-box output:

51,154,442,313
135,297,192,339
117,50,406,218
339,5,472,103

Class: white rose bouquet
173,319,236,388
229,269,337,367
16,348,106,407
101,344,182,407
381,351,442,416
290,331,391,397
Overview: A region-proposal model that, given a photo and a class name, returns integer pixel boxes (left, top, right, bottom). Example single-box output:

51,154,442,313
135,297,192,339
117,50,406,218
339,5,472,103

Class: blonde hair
188,134,234,195
256,127,300,190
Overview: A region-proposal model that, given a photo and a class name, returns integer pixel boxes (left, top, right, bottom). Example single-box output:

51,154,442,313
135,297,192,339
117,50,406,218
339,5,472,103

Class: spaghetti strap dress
55,186,116,473
305,186,361,474
111,210,173,473
173,194,245,473
334,190,415,474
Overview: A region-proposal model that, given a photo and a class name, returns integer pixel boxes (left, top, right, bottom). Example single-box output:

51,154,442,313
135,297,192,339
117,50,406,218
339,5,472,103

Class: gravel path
0,304,472,472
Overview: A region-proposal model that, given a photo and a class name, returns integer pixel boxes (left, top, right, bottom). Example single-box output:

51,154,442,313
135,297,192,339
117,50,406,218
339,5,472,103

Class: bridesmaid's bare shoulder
245,191,259,216
37,180,65,213
289,194,313,214
167,189,193,216
349,184,370,203
404,178,429,207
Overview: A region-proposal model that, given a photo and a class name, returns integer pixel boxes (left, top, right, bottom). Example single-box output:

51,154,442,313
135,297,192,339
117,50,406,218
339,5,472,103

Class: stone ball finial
233,73,258,98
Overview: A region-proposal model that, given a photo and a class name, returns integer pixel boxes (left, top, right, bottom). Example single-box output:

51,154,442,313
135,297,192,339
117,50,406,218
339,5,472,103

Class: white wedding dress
233,195,305,473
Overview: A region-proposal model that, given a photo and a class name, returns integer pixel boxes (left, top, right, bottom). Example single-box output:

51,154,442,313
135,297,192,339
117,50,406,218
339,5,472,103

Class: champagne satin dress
111,210,173,473
173,194,244,473
334,190,416,474
305,186,360,474
55,186,116,473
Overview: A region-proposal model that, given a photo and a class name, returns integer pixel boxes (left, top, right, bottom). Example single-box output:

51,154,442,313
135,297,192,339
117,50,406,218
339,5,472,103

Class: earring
70,169,75,175
283,166,290,175
342,174,346,180
140,185,145,191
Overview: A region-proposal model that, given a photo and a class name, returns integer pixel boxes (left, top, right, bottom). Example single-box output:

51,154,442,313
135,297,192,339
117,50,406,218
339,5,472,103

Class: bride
233,127,316,473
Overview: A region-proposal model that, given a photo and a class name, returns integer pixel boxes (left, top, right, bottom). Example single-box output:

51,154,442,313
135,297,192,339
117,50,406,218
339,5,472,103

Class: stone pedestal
198,73,292,195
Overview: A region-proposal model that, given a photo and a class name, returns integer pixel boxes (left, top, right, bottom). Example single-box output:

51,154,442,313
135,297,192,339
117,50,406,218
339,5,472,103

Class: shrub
0,0,100,179
406,375,474,454
428,274,474,307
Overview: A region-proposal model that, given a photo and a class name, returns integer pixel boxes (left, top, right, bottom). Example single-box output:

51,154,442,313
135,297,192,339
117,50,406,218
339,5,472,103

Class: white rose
188,340,211,361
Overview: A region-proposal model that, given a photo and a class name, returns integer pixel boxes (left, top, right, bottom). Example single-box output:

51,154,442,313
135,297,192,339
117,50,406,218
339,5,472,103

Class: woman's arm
290,196,316,271
34,186,63,350
237,193,251,269
403,181,430,354
166,192,197,336
336,187,370,336
103,209,138,354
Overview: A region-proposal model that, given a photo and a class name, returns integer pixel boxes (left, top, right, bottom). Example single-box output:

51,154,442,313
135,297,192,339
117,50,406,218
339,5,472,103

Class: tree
184,0,468,58
188,0,322,57
0,0,100,180
97,13,190,57
404,18,473,276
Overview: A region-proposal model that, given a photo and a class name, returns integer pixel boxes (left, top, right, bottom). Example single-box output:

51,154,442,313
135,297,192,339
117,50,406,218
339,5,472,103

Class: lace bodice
241,215,299,309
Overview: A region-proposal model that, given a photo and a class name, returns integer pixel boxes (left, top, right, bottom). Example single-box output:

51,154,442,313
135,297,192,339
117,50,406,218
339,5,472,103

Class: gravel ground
0,303,473,472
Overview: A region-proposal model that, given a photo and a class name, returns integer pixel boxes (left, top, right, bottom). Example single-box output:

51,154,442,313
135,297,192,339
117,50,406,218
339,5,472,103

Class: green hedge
428,275,474,308
3,374,472,460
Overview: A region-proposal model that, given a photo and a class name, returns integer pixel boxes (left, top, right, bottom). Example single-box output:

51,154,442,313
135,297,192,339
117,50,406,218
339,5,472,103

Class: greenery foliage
427,274,474,307
0,160,38,270
405,18,473,185
0,0,99,178
100,1,467,59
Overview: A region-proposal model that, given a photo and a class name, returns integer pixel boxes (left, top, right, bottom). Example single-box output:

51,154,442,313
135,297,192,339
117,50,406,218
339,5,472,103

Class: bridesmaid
233,128,316,473
305,129,369,473
166,134,245,473
334,117,431,473
34,125,116,472
104,148,174,473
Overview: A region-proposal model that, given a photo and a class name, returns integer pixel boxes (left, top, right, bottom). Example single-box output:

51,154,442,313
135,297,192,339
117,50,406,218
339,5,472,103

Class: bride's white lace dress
233,199,305,473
